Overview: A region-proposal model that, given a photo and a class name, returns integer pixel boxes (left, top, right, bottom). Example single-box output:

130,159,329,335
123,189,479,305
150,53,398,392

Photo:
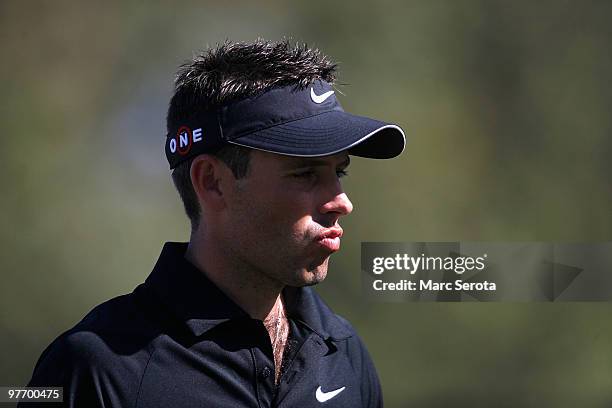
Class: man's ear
190,155,229,212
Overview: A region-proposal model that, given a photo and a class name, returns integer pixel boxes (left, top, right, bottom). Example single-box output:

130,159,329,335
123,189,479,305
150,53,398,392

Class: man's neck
185,234,290,383
184,233,283,320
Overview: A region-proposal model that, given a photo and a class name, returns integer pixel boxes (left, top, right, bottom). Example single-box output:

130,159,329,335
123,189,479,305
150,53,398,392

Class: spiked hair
167,39,338,230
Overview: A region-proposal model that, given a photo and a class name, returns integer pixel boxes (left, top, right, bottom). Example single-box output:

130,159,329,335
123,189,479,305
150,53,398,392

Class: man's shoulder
331,313,356,333
325,312,377,370
78,290,156,340
27,287,163,387
329,313,367,348
74,286,161,335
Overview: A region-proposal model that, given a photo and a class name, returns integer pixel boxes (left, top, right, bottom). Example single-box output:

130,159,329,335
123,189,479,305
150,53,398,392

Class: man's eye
293,170,316,179
336,169,348,178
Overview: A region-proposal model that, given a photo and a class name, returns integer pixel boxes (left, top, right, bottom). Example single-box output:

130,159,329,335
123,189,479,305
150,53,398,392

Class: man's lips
315,228,343,252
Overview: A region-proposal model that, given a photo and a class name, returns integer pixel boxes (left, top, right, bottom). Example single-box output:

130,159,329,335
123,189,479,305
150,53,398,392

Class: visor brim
227,110,406,159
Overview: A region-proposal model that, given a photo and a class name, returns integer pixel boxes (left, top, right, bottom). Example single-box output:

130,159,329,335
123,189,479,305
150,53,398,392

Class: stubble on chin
298,256,329,287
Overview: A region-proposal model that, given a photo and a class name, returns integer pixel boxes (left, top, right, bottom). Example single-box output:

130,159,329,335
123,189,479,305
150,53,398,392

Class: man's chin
301,277,325,287
291,265,328,287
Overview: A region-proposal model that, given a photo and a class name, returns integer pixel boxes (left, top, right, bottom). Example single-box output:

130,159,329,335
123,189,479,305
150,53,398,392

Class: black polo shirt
22,242,382,407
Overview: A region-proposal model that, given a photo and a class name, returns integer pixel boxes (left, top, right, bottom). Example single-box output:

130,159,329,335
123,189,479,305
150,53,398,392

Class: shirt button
260,366,272,379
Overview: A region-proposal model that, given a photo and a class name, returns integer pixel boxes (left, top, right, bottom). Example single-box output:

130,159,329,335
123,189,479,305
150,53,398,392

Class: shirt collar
143,242,353,340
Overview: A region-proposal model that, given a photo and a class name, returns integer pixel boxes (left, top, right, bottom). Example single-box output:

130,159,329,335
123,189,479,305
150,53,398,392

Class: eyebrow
286,156,351,169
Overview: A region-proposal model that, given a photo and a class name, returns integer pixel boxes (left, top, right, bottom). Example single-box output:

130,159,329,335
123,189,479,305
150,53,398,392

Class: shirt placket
250,320,276,408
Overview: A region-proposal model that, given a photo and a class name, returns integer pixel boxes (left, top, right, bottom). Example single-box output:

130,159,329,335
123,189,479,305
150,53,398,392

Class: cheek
232,179,317,249
253,189,313,230
235,194,304,239
269,195,315,240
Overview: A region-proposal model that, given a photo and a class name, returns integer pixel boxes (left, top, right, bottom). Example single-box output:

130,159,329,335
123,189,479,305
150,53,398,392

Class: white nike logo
315,385,346,402
310,88,335,104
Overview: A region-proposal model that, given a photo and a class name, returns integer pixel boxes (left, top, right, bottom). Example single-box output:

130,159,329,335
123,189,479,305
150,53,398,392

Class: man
22,40,405,407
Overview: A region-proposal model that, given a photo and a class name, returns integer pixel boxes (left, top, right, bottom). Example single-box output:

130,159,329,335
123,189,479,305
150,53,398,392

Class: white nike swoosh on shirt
315,385,346,402
310,88,335,104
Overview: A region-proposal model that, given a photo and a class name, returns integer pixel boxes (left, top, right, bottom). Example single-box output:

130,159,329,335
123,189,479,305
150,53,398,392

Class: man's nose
319,191,354,217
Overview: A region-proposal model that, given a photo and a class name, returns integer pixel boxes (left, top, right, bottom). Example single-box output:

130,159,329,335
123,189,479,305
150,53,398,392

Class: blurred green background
1,1,611,406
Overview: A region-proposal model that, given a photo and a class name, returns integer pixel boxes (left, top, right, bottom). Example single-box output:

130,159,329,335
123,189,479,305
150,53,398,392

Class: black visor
165,81,406,169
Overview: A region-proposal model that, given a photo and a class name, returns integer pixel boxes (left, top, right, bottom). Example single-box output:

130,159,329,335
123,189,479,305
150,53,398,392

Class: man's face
221,149,353,287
